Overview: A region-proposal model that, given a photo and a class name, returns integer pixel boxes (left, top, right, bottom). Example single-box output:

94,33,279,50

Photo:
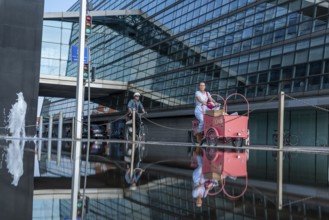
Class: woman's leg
195,110,204,133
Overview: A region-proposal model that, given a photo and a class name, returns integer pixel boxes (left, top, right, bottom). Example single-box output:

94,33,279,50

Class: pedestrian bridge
39,75,128,99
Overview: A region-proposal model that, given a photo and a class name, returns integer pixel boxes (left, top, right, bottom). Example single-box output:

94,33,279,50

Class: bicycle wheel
287,134,298,146
206,128,218,161
124,126,137,155
138,125,148,160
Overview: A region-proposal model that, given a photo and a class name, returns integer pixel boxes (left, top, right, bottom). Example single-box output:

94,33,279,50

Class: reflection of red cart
191,93,250,199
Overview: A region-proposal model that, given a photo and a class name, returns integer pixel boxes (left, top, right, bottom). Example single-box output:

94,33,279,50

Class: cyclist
127,92,146,134
194,82,220,143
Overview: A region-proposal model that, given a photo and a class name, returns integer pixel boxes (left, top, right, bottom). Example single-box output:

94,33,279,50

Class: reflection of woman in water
192,150,218,207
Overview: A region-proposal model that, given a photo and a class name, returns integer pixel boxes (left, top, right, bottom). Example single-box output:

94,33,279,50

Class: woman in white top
195,82,220,135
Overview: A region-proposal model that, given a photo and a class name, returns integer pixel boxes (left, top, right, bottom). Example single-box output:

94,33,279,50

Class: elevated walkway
39,75,127,98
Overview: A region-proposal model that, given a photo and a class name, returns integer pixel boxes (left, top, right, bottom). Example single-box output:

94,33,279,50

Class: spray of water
6,92,27,186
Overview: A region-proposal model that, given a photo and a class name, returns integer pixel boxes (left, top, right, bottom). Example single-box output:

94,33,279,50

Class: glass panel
282,67,293,80
308,76,321,90
61,45,70,60
295,64,307,77
323,74,329,89
60,61,68,76
40,58,60,75
258,59,269,71
61,28,72,45
41,42,61,59
258,72,268,83
270,69,280,82
309,61,322,75
309,47,323,61
295,50,308,64
42,26,61,43
282,53,294,66
281,81,292,93
293,79,306,92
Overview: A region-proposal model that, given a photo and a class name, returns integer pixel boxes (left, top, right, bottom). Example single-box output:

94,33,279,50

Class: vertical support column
38,116,43,161
47,115,53,161
277,91,285,210
57,112,63,165
130,110,136,184
71,117,75,161
71,0,87,219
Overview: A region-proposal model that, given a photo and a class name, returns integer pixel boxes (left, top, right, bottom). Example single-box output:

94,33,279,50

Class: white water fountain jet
6,92,27,186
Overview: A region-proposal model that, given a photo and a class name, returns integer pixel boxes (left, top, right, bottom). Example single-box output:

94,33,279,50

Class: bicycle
272,130,299,146
124,112,148,166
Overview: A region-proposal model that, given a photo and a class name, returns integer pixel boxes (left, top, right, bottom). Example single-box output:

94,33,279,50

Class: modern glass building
40,1,329,185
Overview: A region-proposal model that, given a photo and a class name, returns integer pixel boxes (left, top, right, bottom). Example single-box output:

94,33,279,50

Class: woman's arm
196,95,207,105
208,93,220,106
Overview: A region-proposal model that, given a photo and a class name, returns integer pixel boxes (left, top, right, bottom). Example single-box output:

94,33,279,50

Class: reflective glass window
308,76,321,90
42,26,61,43
293,79,305,92
325,60,329,73
276,5,288,16
248,62,258,73
309,61,322,75
270,69,280,82
323,73,329,89
42,42,61,59
310,36,325,47
299,21,313,35
61,29,72,45
295,64,307,77
289,0,301,11
295,50,308,64
259,59,269,71
324,45,329,58
301,6,315,21
314,19,327,32
282,53,295,66
296,40,309,50
309,47,323,61
275,16,286,29
258,72,268,83
270,56,281,68
60,45,69,60
262,33,273,45
40,58,60,75
283,43,295,53
282,67,293,80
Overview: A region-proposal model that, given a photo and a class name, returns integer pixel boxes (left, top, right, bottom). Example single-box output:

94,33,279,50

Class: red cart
191,93,249,199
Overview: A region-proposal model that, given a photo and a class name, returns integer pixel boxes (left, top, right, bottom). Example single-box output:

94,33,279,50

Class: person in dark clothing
126,92,146,134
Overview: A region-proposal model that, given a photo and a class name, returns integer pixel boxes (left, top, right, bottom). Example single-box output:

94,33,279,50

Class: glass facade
41,0,329,115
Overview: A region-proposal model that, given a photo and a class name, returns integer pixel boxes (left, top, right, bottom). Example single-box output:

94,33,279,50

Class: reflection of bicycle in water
272,130,298,146
124,112,148,172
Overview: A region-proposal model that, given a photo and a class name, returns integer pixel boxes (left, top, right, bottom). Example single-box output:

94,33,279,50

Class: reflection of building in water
34,162,329,219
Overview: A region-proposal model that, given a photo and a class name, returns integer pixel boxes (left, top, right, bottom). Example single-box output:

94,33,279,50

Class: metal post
38,116,43,161
130,110,136,184
277,91,285,210
71,0,87,219
82,58,91,220
71,117,75,161
57,112,63,165
47,115,53,161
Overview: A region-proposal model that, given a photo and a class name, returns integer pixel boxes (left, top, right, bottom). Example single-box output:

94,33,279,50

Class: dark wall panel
0,0,44,219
